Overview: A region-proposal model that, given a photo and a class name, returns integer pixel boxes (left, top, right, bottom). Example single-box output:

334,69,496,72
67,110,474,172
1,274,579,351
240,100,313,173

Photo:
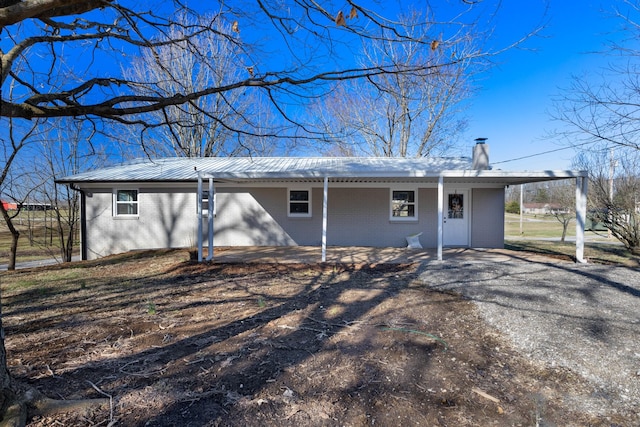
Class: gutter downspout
71,184,87,261
322,176,328,262
207,177,214,261
197,174,203,262
437,175,444,261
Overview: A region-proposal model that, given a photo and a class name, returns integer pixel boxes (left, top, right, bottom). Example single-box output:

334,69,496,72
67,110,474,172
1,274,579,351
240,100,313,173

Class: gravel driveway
419,258,640,422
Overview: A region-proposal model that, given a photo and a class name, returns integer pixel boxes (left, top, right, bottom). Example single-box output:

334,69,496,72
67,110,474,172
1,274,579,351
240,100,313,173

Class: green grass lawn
504,213,640,265
504,213,612,241
0,216,80,264
504,212,575,238
505,239,639,267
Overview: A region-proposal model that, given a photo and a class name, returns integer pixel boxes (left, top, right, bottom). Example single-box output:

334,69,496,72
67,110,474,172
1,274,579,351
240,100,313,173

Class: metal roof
57,156,586,186
58,156,471,182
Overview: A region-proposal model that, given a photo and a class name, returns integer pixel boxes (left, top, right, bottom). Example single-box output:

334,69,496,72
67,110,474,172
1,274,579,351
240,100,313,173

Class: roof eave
57,169,587,187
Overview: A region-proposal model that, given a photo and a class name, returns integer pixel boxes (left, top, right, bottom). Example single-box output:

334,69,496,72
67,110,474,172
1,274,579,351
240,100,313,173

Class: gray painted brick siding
85,187,198,259
325,188,437,247
471,188,505,248
81,184,505,259
215,187,438,248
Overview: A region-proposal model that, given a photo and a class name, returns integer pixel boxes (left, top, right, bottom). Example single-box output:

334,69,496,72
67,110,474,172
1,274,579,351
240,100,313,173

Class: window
288,189,311,217
391,190,417,220
198,190,215,216
114,189,138,216
448,193,464,219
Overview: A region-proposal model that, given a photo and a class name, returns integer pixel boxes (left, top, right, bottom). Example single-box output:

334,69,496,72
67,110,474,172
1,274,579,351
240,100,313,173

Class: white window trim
288,188,312,218
390,188,418,221
113,188,139,217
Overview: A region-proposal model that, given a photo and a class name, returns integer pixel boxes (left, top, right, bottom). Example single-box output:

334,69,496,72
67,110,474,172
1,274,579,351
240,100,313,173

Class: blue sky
462,1,626,171
2,0,628,172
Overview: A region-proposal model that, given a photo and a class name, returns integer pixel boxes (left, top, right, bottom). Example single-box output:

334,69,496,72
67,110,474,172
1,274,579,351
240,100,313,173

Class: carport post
437,175,444,261
322,176,328,262
206,177,214,261
576,174,588,263
197,174,203,262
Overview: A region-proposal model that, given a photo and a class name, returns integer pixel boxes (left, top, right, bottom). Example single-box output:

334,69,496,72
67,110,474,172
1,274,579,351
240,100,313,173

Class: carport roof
57,156,586,186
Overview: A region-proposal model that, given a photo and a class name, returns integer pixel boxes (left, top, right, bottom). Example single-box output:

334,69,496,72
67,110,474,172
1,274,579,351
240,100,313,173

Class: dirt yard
0,249,635,426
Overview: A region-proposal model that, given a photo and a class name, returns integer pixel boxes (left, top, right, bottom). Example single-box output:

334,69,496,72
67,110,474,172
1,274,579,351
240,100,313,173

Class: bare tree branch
0,0,109,28
2,0,539,126
551,2,640,153
310,11,476,157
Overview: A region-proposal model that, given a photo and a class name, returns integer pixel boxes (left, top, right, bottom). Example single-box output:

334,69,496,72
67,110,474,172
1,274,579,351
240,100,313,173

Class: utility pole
608,148,615,239
519,184,524,235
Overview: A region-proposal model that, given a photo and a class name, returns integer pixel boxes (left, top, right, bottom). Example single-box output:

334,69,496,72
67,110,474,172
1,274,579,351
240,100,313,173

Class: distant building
1,200,17,211
22,202,53,211
522,203,569,215
1,200,52,211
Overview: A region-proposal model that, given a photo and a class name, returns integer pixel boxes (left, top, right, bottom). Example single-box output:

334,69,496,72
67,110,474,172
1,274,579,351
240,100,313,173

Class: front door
443,189,469,246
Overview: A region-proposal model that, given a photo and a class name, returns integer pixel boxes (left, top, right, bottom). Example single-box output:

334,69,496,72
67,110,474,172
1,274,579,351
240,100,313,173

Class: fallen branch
86,380,115,426
29,396,109,417
471,387,500,403
0,387,109,427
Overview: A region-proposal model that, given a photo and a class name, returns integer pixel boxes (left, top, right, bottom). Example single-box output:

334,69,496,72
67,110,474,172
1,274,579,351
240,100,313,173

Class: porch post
197,173,203,263
207,177,214,261
437,175,444,261
576,174,588,263
322,176,328,262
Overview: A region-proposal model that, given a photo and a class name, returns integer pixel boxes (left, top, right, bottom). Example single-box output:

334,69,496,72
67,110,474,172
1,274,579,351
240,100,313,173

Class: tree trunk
0,204,19,271
0,275,16,420
63,227,74,263
8,234,18,271
0,344,11,395
561,221,568,242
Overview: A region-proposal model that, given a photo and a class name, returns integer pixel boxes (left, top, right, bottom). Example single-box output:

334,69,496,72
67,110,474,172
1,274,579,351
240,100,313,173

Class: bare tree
0,119,56,423
1,1,536,133
124,14,278,157
27,120,103,262
0,118,42,271
574,148,640,254
545,182,575,242
311,12,476,157
550,2,640,251
550,2,640,152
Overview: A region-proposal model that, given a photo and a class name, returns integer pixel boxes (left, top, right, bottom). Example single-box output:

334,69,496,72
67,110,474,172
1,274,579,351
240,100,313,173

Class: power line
492,140,605,165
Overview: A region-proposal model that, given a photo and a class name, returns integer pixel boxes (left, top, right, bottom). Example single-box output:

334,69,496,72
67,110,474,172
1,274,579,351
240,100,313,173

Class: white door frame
443,188,470,247
437,177,472,260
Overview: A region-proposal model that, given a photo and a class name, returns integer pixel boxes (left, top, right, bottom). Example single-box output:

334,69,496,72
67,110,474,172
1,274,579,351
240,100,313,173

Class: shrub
505,201,520,214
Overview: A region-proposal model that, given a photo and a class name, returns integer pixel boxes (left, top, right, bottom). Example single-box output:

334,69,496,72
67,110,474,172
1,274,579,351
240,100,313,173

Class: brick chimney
472,138,489,170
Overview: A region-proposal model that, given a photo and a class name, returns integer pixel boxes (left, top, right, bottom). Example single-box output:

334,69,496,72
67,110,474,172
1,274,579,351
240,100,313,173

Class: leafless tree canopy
0,117,44,270
551,1,640,152
545,181,576,242
311,11,475,157
123,14,277,157
549,2,640,253
574,149,640,254
1,0,530,135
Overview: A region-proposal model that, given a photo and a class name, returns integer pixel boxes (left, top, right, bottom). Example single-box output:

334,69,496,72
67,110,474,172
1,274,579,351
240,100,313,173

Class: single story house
523,203,570,215
57,142,589,262
1,200,18,211
1,201,52,211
